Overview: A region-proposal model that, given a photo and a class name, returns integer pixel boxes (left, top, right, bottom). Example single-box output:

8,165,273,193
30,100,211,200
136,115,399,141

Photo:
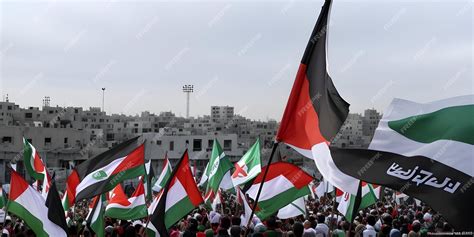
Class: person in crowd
314,214,329,237
362,215,377,237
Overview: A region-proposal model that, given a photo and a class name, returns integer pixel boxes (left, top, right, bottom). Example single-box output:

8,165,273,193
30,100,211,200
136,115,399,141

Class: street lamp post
101,88,106,112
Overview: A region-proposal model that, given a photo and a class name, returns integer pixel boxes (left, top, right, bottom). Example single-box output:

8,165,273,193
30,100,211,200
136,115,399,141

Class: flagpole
244,141,279,234
347,182,362,237
330,191,337,233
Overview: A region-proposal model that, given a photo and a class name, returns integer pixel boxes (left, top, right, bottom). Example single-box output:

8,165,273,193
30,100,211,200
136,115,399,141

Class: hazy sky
0,0,472,120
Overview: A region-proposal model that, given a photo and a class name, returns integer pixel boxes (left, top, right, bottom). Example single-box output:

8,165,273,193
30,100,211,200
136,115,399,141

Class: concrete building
332,109,382,148
211,106,234,123
143,133,243,174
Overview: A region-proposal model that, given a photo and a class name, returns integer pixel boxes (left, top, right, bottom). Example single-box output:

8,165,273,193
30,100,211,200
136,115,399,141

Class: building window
106,134,114,141
193,139,202,151
25,113,32,118
169,141,174,151
208,139,214,148
64,137,68,143
156,140,162,146
44,137,52,146
223,140,232,151
2,136,12,143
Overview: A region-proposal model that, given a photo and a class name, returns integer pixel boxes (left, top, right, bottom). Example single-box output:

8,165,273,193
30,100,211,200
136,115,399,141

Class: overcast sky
0,0,472,120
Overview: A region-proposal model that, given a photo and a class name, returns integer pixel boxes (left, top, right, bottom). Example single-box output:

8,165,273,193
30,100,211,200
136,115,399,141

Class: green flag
0,187,6,209
204,139,234,201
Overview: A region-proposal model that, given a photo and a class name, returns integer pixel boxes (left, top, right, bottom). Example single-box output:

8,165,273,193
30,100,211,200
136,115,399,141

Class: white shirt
362,225,377,237
315,223,329,237
2,228,9,237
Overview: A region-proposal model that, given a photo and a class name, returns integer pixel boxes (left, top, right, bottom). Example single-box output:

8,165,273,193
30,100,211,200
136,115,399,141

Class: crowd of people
0,188,456,237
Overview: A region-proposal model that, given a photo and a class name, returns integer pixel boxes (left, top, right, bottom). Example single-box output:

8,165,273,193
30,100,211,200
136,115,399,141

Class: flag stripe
388,105,473,145
105,205,148,220
277,197,306,219
255,186,310,220
248,175,306,202
252,162,313,188
165,196,196,228
289,143,360,195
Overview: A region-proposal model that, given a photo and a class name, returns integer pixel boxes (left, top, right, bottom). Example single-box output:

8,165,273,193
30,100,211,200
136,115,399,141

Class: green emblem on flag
93,170,108,180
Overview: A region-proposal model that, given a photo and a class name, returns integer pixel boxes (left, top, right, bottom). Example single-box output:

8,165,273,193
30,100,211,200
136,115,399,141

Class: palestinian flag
331,95,474,230
67,137,145,202
105,180,148,220
359,182,377,210
23,138,51,198
152,152,172,192
144,160,156,201
371,184,382,200
7,170,67,237
246,162,313,220
277,197,306,219
231,139,261,187
23,138,48,181
205,139,234,202
86,194,106,237
0,187,6,209
275,0,359,195
148,150,204,237
60,191,67,209
63,175,77,211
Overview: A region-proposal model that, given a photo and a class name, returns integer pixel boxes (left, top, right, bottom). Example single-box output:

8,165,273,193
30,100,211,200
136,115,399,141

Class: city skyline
0,94,383,121
1,0,471,120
